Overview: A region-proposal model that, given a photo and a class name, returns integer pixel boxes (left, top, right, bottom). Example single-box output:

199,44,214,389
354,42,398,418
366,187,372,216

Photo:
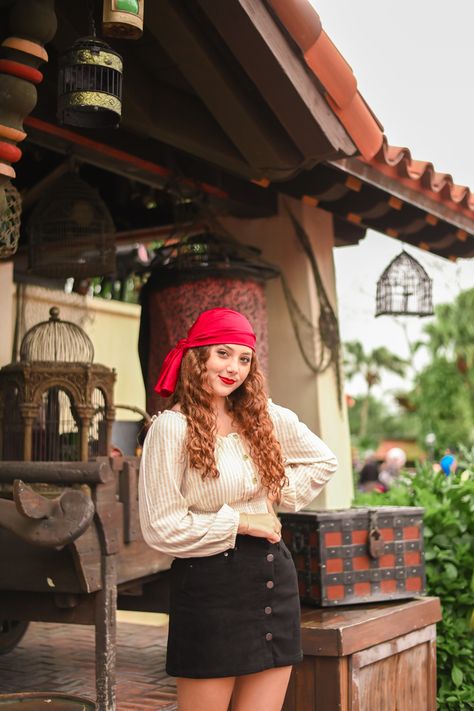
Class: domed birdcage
375,250,434,317
0,307,116,462
27,171,116,278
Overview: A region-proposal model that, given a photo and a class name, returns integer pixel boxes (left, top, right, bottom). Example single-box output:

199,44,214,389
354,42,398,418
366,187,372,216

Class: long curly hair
169,347,288,500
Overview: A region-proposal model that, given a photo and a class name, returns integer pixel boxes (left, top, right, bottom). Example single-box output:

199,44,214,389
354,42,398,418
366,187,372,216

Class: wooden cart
0,457,171,711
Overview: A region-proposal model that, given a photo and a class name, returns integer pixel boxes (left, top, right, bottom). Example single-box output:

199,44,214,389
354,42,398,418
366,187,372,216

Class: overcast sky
310,1,474,397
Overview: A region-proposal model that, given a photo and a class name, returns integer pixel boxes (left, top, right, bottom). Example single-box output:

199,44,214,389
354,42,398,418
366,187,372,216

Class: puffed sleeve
269,401,338,512
138,412,240,557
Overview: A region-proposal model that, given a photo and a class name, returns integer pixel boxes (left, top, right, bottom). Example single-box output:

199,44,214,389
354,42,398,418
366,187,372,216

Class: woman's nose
226,359,238,373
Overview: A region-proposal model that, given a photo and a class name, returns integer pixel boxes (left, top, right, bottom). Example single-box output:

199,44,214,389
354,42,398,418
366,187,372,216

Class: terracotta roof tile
304,31,357,109
266,0,322,52
267,1,474,233
267,0,384,161
366,136,474,216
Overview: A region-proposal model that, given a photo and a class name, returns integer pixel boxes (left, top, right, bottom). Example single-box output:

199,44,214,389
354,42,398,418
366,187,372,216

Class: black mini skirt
166,535,303,678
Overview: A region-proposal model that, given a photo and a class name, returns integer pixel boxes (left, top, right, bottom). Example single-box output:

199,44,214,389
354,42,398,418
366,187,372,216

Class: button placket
264,547,275,647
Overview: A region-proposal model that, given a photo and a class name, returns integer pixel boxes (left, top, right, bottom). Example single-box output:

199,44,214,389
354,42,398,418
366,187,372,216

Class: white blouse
138,401,338,558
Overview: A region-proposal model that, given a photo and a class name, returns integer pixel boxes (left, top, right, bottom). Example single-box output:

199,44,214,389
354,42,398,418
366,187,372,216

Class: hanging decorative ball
27,170,116,278
0,181,22,258
375,250,434,317
57,36,123,128
102,0,144,40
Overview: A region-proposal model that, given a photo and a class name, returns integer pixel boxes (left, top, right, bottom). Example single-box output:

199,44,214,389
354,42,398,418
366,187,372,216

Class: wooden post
95,553,117,711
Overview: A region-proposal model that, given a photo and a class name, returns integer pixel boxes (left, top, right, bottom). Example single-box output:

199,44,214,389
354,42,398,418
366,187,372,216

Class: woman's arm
269,402,338,512
138,413,240,557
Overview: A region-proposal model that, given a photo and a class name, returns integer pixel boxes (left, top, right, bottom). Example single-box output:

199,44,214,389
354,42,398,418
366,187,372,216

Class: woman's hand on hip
238,512,282,543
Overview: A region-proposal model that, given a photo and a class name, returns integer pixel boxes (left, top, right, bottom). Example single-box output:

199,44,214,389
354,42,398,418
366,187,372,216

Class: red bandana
154,308,256,397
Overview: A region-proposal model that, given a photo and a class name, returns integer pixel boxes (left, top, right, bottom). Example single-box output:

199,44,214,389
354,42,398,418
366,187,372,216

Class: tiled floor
0,617,177,710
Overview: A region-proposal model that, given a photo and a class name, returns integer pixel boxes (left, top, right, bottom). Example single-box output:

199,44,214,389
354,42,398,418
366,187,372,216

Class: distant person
378,447,407,491
439,448,457,476
358,451,382,492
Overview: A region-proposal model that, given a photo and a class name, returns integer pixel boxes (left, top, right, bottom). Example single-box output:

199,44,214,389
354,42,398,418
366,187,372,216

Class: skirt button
264,606,272,614
266,580,274,589
266,553,274,562
265,633,273,641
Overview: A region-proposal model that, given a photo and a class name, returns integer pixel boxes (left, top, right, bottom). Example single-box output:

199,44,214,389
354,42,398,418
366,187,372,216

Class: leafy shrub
354,463,474,710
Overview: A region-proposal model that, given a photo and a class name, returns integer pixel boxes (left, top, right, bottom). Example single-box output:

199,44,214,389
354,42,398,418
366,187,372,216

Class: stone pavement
0,619,177,710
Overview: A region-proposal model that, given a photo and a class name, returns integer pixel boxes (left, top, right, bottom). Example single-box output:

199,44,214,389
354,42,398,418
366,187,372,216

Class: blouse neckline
162,409,241,440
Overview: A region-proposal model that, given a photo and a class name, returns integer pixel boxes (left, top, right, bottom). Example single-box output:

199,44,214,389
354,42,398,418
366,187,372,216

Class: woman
139,308,337,711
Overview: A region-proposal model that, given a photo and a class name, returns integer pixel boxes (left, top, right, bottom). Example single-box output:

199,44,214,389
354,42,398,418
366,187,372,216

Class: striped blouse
138,401,338,558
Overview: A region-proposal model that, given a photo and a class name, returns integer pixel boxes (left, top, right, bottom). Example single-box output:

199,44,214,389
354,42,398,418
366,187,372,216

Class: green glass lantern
102,0,144,39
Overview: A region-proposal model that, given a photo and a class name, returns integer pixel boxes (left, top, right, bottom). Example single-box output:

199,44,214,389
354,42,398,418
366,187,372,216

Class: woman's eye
217,350,228,357
241,357,251,364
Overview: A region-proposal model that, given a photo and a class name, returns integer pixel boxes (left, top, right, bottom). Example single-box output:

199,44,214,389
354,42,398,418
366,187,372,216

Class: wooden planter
283,596,441,711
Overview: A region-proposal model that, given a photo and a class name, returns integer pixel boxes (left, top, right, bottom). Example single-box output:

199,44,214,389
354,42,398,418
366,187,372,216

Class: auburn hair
168,346,288,501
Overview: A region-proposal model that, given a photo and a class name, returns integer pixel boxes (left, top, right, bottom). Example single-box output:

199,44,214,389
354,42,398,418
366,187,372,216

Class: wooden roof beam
199,0,356,162
146,1,303,180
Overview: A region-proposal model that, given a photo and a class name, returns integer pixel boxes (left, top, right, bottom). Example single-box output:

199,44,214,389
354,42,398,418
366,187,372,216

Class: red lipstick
219,376,235,385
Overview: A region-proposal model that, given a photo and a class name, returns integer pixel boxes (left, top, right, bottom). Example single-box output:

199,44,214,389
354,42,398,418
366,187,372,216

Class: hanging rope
282,207,343,407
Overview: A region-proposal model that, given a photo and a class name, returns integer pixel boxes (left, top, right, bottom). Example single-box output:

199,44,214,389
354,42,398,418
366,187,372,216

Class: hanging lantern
27,170,116,278
102,0,144,40
57,36,123,128
0,182,22,258
375,250,434,317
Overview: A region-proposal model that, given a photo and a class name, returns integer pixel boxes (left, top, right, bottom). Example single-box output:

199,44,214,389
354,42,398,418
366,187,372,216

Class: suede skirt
166,535,303,678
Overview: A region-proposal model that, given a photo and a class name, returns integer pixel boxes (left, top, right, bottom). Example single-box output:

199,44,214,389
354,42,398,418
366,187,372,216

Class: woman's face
205,344,252,399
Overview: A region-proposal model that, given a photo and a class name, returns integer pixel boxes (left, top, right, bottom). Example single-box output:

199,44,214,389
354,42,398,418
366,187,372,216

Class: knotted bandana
154,308,256,397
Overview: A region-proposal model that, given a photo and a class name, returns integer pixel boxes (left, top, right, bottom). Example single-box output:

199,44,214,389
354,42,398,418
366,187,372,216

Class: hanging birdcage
0,182,22,258
0,307,116,462
27,171,116,278
57,36,123,129
150,230,280,283
375,250,433,317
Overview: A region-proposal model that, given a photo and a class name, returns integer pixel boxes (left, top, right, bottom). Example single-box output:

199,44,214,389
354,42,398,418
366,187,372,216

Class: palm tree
344,341,407,439
424,288,474,373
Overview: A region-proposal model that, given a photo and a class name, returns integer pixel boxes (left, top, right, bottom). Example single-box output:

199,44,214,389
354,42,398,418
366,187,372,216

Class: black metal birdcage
57,36,123,129
375,250,434,317
27,171,116,279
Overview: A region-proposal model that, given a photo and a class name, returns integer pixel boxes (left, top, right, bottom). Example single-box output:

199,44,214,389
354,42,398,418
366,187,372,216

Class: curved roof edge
365,136,474,218
267,0,384,160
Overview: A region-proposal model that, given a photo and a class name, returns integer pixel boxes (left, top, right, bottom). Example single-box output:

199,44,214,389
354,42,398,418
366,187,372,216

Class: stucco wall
0,262,14,368
222,195,353,509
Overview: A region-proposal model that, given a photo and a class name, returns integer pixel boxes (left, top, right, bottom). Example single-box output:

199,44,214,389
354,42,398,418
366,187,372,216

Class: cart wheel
0,620,29,654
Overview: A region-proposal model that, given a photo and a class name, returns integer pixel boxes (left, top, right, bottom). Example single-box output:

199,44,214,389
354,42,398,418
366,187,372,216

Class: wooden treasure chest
279,507,426,607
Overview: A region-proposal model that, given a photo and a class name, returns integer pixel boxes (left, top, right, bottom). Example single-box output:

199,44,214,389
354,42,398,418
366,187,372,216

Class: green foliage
348,394,420,450
344,340,408,439
354,464,474,710
412,357,474,451
424,288,474,369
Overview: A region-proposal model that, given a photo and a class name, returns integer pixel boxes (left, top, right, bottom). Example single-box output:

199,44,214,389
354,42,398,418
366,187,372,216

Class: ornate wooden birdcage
27,170,116,278
0,182,22,258
0,307,116,462
375,250,434,317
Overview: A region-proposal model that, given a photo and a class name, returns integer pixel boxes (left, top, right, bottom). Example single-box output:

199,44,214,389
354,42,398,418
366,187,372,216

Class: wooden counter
283,596,442,711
